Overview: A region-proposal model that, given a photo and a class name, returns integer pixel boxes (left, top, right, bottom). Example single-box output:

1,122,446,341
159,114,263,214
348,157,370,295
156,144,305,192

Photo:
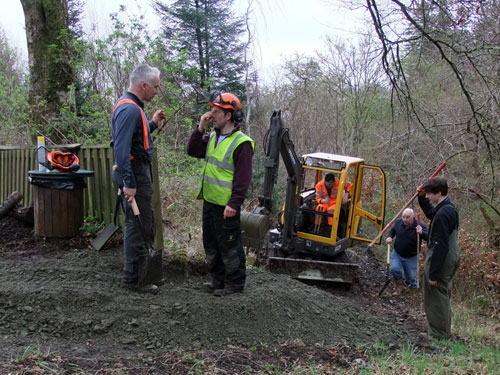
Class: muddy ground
0,215,428,373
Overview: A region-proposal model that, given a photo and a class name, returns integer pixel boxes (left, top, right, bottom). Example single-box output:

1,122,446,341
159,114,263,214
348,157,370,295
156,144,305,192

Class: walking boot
201,281,224,293
392,279,405,296
122,281,159,295
213,287,243,297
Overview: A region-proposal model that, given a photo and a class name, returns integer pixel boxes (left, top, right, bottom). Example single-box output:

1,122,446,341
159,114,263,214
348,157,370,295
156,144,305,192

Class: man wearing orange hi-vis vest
111,64,166,294
314,173,352,232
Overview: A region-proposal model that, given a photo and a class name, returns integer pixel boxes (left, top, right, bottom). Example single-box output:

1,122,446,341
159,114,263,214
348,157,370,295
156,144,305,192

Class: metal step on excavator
241,110,387,285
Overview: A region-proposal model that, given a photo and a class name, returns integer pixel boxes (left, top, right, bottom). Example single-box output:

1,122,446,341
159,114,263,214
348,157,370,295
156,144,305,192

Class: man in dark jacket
111,64,166,294
386,208,428,294
187,92,254,296
418,177,460,339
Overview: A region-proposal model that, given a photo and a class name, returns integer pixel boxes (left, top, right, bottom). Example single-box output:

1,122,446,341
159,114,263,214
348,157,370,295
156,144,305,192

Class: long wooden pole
416,213,421,289
366,162,446,251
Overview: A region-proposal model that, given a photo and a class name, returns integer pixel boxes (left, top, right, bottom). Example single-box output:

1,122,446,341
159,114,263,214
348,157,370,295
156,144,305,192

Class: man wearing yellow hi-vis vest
187,92,254,297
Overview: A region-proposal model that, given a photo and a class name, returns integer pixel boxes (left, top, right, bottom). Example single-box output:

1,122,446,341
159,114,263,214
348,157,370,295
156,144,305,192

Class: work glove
316,204,327,212
417,184,425,196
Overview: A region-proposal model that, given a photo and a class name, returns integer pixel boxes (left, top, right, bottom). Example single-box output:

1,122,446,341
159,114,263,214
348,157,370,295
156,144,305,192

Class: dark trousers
202,201,246,290
113,162,154,283
423,246,460,338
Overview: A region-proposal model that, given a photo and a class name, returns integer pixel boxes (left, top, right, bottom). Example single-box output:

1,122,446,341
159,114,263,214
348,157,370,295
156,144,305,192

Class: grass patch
453,302,500,347
5,302,498,375
354,299,499,375
361,339,498,375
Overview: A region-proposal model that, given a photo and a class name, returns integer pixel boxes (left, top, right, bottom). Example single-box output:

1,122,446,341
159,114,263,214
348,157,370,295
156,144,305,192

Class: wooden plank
33,186,42,236
82,148,93,217
34,186,84,237
7,151,13,198
4,151,9,198
59,189,68,237
106,148,115,223
0,146,36,150
88,148,99,219
33,186,38,235
98,147,107,221
152,153,164,250
88,147,97,219
91,148,101,219
27,150,35,206
0,151,5,201
14,150,20,200
19,149,26,205
46,188,56,236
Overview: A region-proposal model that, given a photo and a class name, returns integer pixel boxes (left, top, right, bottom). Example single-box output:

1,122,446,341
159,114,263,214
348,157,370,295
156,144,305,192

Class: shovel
130,198,163,287
91,189,121,251
378,243,392,296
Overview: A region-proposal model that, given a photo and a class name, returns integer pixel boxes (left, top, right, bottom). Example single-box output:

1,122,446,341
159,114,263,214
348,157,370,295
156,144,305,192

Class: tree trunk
21,0,74,143
0,191,23,219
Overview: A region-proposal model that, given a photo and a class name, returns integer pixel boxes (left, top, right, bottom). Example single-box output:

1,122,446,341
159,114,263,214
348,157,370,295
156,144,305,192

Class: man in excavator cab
314,173,352,234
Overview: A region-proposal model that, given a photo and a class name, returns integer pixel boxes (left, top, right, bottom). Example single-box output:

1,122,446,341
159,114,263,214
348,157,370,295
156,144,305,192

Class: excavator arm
275,113,303,251
242,110,303,251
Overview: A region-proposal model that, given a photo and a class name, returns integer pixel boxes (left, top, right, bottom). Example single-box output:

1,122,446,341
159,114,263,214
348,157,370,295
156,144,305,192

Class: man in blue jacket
111,64,166,294
386,208,428,294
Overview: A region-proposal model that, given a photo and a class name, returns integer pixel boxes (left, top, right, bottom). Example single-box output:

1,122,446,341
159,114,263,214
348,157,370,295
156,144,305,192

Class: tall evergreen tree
154,0,246,95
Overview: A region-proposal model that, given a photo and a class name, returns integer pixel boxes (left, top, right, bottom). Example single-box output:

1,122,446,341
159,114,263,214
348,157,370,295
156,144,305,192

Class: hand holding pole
366,162,446,251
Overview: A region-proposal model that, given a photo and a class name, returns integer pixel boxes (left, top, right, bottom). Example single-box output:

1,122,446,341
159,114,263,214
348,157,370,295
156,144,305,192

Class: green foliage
154,0,247,94
80,217,105,236
157,142,203,178
0,31,30,145
37,87,111,145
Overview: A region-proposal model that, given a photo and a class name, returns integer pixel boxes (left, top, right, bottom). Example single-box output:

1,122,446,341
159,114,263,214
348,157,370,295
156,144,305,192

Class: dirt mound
0,216,426,363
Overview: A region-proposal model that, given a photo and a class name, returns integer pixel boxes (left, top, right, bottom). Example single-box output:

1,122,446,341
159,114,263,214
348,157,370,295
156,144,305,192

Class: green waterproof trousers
423,229,460,339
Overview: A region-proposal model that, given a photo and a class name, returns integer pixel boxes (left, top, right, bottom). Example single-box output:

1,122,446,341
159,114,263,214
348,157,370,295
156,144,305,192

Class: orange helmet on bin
46,151,80,172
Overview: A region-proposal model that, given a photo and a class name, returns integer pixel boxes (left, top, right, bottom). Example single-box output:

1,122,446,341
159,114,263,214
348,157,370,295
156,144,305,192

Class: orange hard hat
46,151,80,172
208,92,241,112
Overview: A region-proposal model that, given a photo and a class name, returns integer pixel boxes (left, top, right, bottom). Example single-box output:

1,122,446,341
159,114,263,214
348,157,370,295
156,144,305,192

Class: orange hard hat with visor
208,92,242,112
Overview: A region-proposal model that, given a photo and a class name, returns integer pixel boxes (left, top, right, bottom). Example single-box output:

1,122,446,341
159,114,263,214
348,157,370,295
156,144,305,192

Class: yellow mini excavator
241,110,387,285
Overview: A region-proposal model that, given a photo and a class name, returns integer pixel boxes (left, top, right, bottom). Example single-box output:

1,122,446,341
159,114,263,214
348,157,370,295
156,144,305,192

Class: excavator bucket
241,211,269,250
267,257,359,284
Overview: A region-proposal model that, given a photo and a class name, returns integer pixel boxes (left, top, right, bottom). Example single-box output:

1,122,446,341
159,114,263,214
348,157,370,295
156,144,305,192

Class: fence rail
0,145,163,248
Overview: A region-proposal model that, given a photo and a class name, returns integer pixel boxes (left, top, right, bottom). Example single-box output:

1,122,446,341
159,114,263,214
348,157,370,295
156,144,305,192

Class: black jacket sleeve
426,201,458,281
418,195,434,221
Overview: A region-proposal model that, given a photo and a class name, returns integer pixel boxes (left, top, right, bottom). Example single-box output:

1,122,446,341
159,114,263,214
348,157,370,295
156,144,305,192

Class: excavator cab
241,110,386,284
291,153,386,256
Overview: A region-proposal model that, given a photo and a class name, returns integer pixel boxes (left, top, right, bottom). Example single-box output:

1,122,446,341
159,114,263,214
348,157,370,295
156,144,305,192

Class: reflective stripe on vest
197,130,254,206
112,98,149,151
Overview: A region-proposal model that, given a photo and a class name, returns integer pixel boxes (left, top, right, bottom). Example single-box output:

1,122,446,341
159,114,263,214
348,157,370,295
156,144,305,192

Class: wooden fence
0,144,163,249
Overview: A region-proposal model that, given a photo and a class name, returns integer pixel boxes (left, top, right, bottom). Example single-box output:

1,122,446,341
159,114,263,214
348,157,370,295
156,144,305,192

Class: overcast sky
0,0,366,79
